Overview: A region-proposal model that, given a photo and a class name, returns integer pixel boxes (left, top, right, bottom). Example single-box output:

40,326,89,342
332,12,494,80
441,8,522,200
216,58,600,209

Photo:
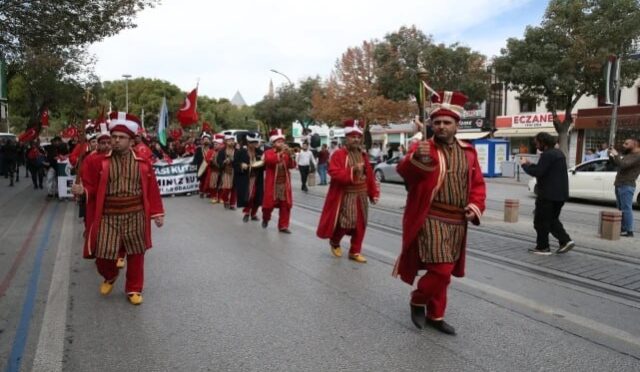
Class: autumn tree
494,0,640,156
312,40,414,148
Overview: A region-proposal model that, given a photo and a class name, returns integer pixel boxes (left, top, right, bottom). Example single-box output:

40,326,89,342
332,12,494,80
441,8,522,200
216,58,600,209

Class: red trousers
330,203,367,254
243,204,259,217
262,200,291,230
219,188,237,206
411,262,455,319
96,253,145,293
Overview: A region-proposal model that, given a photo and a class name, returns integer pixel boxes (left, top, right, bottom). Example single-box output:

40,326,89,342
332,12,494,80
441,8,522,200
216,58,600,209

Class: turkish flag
18,127,40,143
202,121,212,133
177,88,199,127
41,109,49,127
61,126,78,139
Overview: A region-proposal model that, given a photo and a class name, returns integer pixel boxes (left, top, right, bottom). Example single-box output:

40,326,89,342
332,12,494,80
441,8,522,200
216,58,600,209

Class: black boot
243,214,250,223
426,319,456,335
410,303,426,330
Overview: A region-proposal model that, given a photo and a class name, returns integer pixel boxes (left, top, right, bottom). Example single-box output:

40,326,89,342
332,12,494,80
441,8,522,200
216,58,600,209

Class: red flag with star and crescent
177,87,199,128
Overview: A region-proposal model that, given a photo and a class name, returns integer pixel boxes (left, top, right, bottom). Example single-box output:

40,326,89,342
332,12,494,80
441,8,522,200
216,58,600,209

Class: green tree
0,0,158,62
253,78,321,133
375,25,490,107
494,0,640,156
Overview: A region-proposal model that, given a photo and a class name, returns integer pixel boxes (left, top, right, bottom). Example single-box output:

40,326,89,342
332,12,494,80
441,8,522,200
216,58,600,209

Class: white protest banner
153,156,198,195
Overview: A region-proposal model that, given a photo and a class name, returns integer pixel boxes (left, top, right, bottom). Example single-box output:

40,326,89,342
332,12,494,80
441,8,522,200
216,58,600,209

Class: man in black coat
234,132,264,222
520,132,575,255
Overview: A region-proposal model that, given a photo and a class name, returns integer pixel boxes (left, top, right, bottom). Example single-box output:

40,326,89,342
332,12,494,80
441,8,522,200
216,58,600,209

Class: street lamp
122,74,132,112
269,69,293,86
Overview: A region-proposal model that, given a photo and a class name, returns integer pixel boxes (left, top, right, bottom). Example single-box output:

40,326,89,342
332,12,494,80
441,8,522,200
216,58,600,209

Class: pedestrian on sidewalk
296,142,315,192
393,91,486,335
235,132,264,222
520,132,575,255
72,112,164,306
262,128,296,233
316,119,379,263
316,144,330,185
609,138,640,238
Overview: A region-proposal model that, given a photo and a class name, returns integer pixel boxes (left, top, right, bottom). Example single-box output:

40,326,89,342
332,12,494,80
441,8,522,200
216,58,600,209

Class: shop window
518,97,537,113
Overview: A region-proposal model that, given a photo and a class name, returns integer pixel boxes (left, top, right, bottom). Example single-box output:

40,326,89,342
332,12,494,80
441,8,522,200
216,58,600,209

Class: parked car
374,156,404,183
527,158,640,206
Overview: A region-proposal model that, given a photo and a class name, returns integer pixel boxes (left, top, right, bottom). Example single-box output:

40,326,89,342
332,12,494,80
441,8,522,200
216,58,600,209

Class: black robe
234,147,264,208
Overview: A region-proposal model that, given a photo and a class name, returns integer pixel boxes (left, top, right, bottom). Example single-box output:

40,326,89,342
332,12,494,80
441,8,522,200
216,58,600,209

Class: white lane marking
31,204,74,372
289,217,640,349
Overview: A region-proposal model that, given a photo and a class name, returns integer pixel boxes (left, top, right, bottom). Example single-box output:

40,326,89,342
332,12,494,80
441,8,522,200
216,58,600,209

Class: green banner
0,59,7,100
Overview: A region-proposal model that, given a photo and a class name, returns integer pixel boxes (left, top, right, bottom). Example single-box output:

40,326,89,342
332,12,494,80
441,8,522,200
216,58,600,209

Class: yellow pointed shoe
116,257,125,269
127,293,143,305
210,198,218,204
99,280,115,296
348,253,367,263
330,245,343,257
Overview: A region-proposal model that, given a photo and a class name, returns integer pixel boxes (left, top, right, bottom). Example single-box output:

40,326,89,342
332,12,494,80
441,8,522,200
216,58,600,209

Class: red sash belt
104,195,144,215
428,202,466,225
344,183,367,194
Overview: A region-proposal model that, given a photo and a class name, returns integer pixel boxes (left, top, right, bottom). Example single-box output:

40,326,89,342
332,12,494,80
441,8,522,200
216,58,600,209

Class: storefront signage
496,113,564,128
459,117,489,131
475,143,489,174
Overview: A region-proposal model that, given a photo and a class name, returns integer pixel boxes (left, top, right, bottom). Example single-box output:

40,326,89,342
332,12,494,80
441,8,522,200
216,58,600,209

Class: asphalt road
1,176,640,371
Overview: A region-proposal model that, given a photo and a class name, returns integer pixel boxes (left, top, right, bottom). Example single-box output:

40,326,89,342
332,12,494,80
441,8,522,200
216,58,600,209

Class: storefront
493,113,564,158
574,105,640,164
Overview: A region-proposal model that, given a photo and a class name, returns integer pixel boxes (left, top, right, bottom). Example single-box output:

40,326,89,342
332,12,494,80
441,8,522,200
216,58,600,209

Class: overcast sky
89,0,547,105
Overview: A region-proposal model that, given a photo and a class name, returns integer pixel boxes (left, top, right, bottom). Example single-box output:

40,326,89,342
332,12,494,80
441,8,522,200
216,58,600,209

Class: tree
0,0,159,62
253,78,322,133
311,40,414,146
494,0,640,156
374,25,490,108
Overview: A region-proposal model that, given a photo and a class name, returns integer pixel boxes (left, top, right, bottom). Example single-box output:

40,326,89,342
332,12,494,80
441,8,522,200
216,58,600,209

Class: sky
89,0,548,105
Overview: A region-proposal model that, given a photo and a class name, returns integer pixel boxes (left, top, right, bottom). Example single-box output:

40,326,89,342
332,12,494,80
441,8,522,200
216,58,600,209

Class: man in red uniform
262,128,296,233
217,134,237,209
316,119,379,263
392,91,486,335
73,112,164,305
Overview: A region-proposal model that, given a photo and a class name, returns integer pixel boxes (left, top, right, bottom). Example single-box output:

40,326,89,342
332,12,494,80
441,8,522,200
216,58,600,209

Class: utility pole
608,57,621,148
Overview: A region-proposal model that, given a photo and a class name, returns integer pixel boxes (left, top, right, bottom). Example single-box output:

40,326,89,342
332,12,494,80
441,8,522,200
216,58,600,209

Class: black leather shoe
410,303,426,330
426,319,456,335
262,221,268,228
251,216,259,221
279,228,291,234
243,215,250,223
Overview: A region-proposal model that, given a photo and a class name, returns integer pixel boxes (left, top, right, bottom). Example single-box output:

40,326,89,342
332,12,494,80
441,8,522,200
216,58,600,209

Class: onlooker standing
317,144,330,185
583,148,598,162
296,142,315,192
520,132,575,255
609,138,640,237
597,142,610,159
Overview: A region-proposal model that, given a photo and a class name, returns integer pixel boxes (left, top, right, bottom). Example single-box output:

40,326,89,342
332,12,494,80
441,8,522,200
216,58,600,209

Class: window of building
518,97,537,113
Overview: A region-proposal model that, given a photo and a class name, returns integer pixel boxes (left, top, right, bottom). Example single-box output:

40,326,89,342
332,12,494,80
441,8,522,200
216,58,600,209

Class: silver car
374,156,404,183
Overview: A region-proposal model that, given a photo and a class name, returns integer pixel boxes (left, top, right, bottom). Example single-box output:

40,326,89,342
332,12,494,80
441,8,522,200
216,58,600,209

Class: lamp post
122,74,132,112
269,69,293,86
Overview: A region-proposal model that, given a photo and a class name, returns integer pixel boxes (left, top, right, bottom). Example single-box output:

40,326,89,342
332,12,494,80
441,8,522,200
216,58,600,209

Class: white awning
493,127,557,138
456,131,490,140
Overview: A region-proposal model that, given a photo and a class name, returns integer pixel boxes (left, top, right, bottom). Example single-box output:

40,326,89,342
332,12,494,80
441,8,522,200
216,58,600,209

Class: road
1,176,640,371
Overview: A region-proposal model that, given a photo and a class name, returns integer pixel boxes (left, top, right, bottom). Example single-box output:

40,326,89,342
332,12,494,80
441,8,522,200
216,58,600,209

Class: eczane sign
496,113,565,128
